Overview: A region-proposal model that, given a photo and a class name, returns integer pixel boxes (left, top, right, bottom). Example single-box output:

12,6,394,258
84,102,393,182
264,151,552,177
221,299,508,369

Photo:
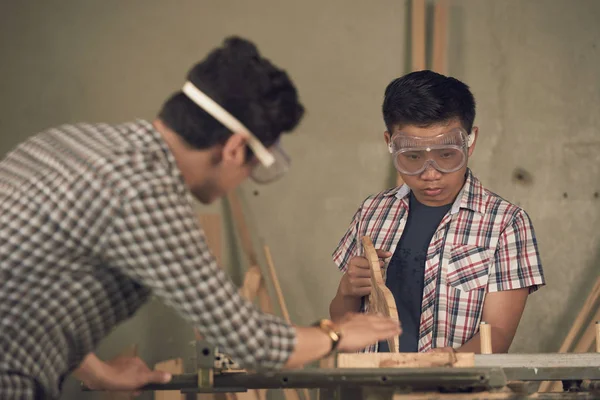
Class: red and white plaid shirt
332,169,545,352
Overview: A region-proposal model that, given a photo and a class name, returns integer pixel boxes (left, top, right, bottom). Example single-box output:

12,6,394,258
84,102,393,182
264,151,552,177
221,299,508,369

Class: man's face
190,152,256,204
385,118,477,207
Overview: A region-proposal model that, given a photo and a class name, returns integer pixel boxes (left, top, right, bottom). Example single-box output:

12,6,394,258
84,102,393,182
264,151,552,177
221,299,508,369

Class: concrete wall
0,1,599,399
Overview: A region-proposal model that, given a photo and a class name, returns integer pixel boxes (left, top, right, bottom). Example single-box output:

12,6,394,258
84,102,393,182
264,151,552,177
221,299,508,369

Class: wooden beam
411,0,426,71
431,0,449,74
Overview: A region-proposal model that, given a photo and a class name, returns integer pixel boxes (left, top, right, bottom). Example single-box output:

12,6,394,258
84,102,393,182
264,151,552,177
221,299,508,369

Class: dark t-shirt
378,193,452,352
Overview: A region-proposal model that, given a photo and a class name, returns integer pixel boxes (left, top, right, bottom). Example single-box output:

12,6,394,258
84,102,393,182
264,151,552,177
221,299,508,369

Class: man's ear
384,131,392,153
222,133,248,166
467,126,478,157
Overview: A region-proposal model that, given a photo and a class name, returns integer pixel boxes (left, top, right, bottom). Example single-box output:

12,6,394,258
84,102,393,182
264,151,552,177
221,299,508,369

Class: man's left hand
75,353,172,395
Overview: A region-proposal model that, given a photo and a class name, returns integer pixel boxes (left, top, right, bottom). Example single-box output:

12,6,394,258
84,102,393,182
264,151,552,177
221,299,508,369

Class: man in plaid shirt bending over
329,70,545,354
0,37,400,399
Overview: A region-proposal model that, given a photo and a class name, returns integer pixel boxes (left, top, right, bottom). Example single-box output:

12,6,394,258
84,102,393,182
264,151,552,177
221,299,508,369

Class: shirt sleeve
487,209,545,293
103,186,295,370
332,205,362,272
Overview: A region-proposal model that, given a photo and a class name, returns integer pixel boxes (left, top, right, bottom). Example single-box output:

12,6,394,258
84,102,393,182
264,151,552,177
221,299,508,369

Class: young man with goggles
0,37,400,399
329,70,545,355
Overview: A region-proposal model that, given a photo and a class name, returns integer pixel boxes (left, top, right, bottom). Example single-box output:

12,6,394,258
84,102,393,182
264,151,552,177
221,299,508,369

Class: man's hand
336,312,401,353
75,353,172,394
340,249,391,298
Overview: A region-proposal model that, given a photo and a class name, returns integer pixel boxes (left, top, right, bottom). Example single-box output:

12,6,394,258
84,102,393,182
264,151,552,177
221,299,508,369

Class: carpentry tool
362,236,400,352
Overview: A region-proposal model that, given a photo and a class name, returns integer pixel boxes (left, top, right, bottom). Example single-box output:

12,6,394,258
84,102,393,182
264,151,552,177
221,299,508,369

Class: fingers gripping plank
362,236,400,352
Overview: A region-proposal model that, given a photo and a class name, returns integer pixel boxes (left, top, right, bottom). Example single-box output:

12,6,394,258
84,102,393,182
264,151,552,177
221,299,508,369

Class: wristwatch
312,319,342,355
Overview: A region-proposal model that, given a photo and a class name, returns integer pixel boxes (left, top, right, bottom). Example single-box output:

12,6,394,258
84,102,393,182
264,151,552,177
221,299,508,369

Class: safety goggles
388,128,473,175
181,81,289,184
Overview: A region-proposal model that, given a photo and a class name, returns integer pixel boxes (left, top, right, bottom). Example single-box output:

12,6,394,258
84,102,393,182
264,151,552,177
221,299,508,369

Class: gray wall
0,1,599,399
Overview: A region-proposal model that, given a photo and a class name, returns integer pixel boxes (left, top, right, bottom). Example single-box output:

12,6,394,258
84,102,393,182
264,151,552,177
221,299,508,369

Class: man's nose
419,162,443,180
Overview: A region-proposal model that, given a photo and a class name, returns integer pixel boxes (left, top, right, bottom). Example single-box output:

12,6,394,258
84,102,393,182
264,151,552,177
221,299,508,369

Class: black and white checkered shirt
0,120,296,399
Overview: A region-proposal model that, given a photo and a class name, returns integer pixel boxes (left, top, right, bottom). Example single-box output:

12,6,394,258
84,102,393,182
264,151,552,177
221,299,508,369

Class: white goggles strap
181,81,275,167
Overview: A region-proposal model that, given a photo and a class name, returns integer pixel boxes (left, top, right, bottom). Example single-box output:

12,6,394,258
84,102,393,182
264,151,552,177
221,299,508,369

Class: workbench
125,340,600,400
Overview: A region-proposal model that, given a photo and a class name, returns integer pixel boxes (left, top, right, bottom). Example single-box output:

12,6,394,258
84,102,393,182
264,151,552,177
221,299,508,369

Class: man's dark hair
158,36,304,151
382,70,476,132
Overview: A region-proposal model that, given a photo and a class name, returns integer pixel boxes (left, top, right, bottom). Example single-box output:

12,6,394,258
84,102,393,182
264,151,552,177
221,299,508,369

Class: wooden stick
573,307,600,353
480,322,492,354
263,244,291,322
411,0,426,71
596,321,600,353
432,0,449,74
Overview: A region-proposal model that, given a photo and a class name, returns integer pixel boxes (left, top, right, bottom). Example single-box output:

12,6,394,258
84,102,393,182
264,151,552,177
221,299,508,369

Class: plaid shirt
333,169,545,353
0,120,295,399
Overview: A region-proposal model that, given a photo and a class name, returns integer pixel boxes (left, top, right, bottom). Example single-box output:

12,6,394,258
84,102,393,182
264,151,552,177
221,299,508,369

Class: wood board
337,352,475,368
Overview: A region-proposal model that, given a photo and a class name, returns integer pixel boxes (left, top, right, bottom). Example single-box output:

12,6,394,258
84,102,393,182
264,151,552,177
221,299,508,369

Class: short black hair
158,36,304,150
382,70,476,132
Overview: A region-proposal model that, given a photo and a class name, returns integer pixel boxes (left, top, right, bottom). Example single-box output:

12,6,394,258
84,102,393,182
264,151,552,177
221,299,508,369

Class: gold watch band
312,319,341,354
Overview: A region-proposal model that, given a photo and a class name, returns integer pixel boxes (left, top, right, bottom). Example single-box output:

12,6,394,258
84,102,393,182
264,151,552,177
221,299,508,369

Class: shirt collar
387,168,487,215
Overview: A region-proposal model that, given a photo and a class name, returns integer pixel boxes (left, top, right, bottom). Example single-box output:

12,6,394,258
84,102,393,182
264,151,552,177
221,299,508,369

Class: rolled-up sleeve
103,186,295,370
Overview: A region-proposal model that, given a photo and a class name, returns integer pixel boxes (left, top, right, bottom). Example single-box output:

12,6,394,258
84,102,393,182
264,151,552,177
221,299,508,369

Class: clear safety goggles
181,81,289,184
388,128,473,175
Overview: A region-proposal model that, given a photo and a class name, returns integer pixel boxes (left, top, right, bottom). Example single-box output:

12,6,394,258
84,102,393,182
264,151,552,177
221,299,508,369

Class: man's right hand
339,249,391,297
335,312,401,352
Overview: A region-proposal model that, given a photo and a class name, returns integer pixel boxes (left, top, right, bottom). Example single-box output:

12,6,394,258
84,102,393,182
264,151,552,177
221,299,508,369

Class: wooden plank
432,0,449,74
411,0,426,71
362,236,400,352
337,352,475,368
154,358,184,400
